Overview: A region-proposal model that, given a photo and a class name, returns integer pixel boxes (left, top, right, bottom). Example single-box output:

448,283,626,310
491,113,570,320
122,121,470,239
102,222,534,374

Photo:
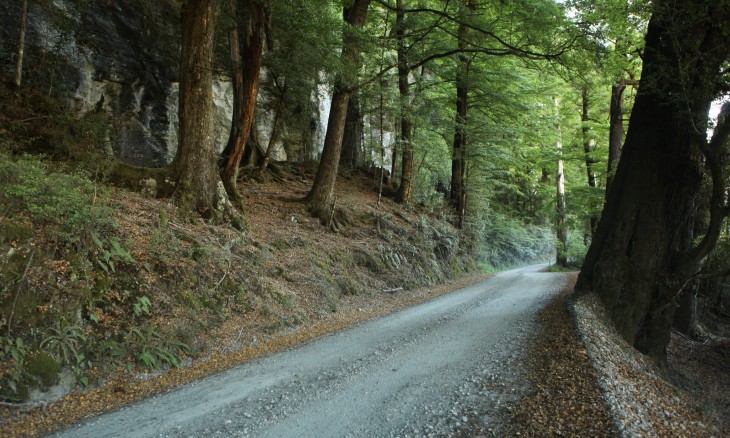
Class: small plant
123,328,190,371
133,295,152,317
40,319,87,368
0,336,30,400
91,233,135,273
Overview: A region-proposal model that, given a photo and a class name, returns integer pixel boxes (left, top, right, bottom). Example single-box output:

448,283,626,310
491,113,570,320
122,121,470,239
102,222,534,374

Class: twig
383,287,403,293
211,271,228,292
7,249,34,336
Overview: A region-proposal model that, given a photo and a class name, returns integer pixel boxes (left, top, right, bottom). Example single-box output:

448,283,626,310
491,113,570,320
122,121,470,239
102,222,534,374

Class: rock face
0,0,327,167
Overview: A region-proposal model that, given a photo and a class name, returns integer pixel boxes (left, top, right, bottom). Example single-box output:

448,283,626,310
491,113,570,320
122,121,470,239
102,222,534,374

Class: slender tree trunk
221,0,266,200
259,93,286,174
576,0,730,362
305,0,371,226
175,0,242,228
450,9,470,229
15,0,29,88
395,0,413,204
582,87,598,237
606,81,626,196
555,98,568,267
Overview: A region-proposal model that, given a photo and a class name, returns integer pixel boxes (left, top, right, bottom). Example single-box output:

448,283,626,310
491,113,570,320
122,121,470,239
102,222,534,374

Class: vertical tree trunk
259,93,286,173
221,0,266,200
340,92,364,168
605,81,626,196
555,98,568,267
576,0,730,361
582,87,598,237
175,0,242,228
395,0,413,204
450,6,470,229
305,0,372,226
15,0,29,88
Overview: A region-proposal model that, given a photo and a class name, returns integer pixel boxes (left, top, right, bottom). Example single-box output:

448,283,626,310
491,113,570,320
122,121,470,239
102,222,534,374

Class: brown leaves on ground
505,282,617,437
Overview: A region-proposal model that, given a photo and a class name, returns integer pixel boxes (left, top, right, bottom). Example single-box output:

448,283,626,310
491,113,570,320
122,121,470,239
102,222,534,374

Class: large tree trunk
576,0,730,362
221,0,266,200
259,93,286,174
305,0,371,226
15,0,28,88
175,0,242,228
581,87,598,237
450,10,470,229
395,0,413,204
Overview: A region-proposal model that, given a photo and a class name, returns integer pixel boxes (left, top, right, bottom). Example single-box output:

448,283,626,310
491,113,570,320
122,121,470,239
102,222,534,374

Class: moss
25,351,61,389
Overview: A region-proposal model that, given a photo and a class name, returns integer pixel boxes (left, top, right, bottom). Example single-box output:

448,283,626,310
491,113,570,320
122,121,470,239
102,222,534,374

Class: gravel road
50,265,569,438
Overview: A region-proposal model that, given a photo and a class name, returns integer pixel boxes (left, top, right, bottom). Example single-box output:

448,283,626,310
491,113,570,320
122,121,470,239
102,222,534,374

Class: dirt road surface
50,265,568,438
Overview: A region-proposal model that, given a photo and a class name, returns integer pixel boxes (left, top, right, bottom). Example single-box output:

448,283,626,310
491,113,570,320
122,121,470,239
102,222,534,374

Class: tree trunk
605,81,625,197
305,0,371,226
175,0,243,229
259,93,286,174
221,0,266,200
395,0,413,204
450,10,470,229
576,0,730,362
555,98,568,267
15,0,29,88
340,92,364,168
582,87,598,237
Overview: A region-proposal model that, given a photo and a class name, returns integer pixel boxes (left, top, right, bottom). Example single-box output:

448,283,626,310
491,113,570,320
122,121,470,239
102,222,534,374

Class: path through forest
50,265,567,437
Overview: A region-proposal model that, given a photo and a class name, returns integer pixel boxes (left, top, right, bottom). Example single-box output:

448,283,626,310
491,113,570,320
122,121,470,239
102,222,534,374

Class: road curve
51,265,570,438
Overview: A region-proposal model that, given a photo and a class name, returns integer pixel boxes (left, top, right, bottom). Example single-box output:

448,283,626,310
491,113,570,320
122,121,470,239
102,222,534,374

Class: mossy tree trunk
576,0,730,362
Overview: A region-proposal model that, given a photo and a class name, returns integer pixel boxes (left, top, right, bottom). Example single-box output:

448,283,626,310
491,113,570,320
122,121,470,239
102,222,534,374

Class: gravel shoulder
47,264,566,438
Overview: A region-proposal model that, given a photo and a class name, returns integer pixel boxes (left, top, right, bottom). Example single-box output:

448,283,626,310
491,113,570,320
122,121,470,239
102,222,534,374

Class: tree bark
305,0,372,226
450,5,470,229
555,98,568,267
582,87,598,237
259,93,286,174
606,81,625,197
395,0,413,204
576,0,730,361
175,0,242,229
340,92,364,168
221,0,266,200
15,0,29,88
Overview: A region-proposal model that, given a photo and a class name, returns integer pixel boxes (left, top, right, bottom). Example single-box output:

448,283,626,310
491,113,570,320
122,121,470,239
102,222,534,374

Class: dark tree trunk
340,92,364,168
306,0,371,226
175,0,242,228
15,0,28,88
606,81,626,196
582,87,598,236
395,0,413,204
576,0,730,362
221,0,266,200
555,98,568,267
450,11,470,229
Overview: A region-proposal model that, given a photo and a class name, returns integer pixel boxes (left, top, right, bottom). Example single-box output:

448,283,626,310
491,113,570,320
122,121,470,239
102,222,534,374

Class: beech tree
576,0,730,361
305,0,372,227
175,0,242,228
221,0,267,201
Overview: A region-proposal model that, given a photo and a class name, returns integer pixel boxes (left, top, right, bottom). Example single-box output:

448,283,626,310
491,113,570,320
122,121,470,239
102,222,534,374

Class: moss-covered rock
25,351,61,390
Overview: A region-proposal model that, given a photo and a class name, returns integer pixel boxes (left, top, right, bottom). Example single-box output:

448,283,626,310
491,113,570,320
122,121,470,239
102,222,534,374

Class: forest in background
0,0,729,426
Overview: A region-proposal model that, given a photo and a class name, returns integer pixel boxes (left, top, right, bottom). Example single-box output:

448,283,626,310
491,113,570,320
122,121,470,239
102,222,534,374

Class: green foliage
0,336,31,401
0,153,117,250
473,213,554,269
124,328,190,371
40,319,87,369
24,351,61,389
